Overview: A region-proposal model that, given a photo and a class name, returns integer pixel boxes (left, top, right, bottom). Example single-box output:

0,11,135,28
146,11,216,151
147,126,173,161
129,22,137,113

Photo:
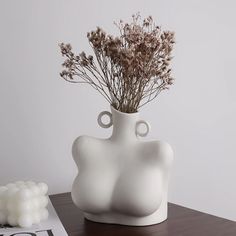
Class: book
0,198,68,236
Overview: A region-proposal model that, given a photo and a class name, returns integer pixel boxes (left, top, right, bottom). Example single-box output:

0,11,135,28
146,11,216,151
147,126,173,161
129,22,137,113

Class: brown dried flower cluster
60,14,175,113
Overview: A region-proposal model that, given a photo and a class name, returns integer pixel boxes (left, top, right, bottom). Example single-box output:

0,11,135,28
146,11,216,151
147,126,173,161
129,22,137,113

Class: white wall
0,0,235,221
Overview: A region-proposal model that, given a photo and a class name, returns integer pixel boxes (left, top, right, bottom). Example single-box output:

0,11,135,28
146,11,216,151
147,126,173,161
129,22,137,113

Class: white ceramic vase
71,106,174,226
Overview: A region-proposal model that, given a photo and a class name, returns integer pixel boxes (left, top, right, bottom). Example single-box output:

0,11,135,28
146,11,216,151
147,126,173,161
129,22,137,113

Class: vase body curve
71,106,174,226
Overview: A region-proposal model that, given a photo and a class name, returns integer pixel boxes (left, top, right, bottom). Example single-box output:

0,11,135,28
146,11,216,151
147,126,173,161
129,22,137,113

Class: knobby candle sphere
0,181,49,228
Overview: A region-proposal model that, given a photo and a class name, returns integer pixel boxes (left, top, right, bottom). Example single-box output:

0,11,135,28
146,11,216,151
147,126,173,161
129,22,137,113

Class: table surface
50,192,236,236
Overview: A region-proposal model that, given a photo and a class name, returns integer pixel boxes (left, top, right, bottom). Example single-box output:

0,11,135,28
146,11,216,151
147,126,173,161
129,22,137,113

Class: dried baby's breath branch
59,13,175,113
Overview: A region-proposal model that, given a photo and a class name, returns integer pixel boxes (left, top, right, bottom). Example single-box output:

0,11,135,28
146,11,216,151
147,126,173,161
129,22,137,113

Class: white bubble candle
0,181,49,228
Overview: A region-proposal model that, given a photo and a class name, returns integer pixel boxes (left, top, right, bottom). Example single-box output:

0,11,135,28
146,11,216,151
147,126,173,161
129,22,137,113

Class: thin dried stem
59,13,175,113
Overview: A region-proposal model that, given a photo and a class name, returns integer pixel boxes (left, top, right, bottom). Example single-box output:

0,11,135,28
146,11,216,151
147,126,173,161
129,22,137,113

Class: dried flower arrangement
59,14,175,113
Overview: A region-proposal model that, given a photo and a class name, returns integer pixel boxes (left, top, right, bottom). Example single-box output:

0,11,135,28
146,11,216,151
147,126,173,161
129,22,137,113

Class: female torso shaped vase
71,106,174,226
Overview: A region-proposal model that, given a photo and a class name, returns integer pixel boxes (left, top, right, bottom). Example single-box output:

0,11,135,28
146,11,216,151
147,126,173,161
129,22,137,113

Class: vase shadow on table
83,218,170,236
0,224,13,229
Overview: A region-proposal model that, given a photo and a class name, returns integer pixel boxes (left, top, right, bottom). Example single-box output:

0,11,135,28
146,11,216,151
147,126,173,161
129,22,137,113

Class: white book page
0,199,68,236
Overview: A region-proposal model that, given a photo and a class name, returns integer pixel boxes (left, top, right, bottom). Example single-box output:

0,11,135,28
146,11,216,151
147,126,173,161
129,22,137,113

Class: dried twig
59,13,175,113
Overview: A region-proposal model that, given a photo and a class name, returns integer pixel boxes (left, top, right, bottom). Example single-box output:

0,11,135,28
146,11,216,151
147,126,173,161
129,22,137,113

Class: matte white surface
0,181,48,227
0,199,68,236
0,0,236,221
72,107,173,225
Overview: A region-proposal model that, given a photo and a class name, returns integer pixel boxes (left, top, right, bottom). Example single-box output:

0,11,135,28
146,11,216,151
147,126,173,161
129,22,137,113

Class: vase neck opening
110,106,139,142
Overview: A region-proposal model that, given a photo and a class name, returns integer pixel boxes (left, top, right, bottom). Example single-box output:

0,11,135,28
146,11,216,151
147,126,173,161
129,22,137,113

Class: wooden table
50,193,236,236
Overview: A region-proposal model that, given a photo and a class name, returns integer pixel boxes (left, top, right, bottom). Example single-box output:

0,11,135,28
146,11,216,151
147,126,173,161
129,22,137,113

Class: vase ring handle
136,120,151,137
97,111,113,128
